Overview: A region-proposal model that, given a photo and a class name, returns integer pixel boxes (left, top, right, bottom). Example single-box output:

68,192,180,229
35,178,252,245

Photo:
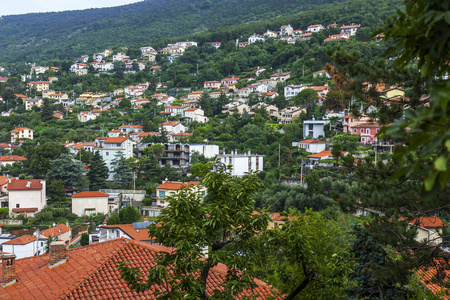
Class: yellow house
155,181,206,208
27,81,50,92
24,97,43,110
9,127,34,143
381,88,405,99
71,191,110,217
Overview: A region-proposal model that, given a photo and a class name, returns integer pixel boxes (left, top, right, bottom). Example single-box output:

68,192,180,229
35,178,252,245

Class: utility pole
300,159,303,186
278,144,281,183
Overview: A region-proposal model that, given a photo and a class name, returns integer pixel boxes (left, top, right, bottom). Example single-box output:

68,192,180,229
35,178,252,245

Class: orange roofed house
306,150,348,169
71,191,110,217
7,179,46,217
94,136,133,180
292,139,326,153
0,239,282,299
0,155,27,167
39,222,72,244
155,181,206,208
97,220,155,243
9,127,34,143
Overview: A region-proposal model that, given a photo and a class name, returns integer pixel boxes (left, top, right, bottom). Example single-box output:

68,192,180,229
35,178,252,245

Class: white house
340,24,361,36
9,127,34,143
284,84,307,99
95,137,133,179
303,119,329,139
217,151,263,177
184,108,208,123
98,221,155,243
163,106,186,117
2,235,47,259
248,34,266,44
118,125,143,134
0,155,27,167
264,30,278,38
77,111,100,122
71,191,110,217
279,25,294,36
306,24,324,32
161,121,187,134
40,223,72,244
292,139,326,153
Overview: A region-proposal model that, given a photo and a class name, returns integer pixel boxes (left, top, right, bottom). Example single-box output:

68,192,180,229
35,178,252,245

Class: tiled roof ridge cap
60,238,132,298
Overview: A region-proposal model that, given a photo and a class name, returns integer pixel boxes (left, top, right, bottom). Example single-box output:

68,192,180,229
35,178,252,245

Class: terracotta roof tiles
41,223,71,238
0,155,27,162
8,179,43,190
156,181,199,190
2,235,36,245
72,191,109,198
0,238,282,299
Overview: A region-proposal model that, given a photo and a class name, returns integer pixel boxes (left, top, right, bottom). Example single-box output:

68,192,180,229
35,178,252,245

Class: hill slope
0,0,349,65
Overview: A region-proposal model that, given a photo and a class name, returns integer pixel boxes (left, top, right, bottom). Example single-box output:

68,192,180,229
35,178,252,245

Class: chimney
2,254,17,287
66,220,69,228
49,241,67,268
26,180,31,188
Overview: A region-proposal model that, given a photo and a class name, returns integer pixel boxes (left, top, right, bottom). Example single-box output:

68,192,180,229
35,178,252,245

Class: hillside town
0,3,448,299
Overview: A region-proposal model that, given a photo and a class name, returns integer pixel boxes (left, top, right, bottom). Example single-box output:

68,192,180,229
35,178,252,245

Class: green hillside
0,0,352,65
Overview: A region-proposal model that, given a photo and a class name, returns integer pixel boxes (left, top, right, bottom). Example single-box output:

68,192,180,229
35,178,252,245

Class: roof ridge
60,238,130,299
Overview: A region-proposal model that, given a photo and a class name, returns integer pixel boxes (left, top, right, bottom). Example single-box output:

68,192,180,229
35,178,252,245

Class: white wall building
292,139,326,153
284,84,308,99
2,235,47,259
303,119,329,139
161,121,187,134
248,34,266,44
95,137,133,179
184,108,208,123
217,151,263,177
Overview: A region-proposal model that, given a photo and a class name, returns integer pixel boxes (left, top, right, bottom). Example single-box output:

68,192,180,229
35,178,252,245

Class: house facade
2,235,47,259
217,151,264,177
350,122,381,144
95,137,133,179
155,181,204,207
8,179,46,217
292,139,326,153
71,191,110,217
303,119,329,138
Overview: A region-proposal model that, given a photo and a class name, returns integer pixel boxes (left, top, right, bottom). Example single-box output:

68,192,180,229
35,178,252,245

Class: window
201,191,205,196
366,129,370,134
16,204,20,208
354,129,357,133
85,209,96,215
158,191,166,198
361,129,364,133
361,138,365,143
106,152,109,156
376,129,379,133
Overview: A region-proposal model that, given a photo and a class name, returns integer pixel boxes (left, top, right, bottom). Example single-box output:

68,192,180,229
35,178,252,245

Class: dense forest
0,0,401,65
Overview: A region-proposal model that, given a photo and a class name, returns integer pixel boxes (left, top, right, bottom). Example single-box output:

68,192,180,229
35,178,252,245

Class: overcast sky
1,0,142,16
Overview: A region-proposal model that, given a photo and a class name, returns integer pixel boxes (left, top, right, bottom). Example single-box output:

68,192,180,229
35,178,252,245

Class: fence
100,189,146,194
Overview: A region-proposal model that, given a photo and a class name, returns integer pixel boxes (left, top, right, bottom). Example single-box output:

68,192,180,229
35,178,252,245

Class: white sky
1,0,143,16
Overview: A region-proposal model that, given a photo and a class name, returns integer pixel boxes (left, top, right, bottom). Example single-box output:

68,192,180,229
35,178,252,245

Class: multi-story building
340,24,361,36
71,191,110,217
27,81,50,92
217,151,263,177
184,108,208,123
95,137,133,179
277,107,306,124
155,181,205,207
8,179,46,217
306,24,324,32
279,25,293,36
350,122,381,144
292,139,326,153
284,84,307,99
9,127,34,143
303,119,329,139
24,97,43,110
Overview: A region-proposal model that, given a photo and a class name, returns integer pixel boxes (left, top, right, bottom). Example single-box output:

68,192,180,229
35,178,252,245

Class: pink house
343,114,371,133
203,81,221,89
350,122,381,144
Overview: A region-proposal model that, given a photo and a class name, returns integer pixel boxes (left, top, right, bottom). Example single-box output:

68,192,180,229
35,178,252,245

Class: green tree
118,162,271,298
347,225,413,299
293,88,319,106
47,180,67,204
107,214,121,225
198,91,213,117
118,205,139,224
30,142,68,177
119,98,132,109
80,232,89,246
87,151,108,191
263,210,354,299
49,153,83,189
112,153,133,188
41,98,53,122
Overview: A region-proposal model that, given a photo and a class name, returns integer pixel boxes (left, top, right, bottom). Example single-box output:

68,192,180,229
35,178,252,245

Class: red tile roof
9,127,34,133
299,139,325,144
12,208,38,212
101,224,154,241
409,217,446,229
418,257,450,297
118,125,143,129
8,179,43,190
307,150,347,158
161,121,181,126
352,122,380,128
0,238,281,299
72,191,109,198
103,137,129,144
2,235,36,245
41,223,71,238
0,155,27,162
0,176,8,186
156,181,199,190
